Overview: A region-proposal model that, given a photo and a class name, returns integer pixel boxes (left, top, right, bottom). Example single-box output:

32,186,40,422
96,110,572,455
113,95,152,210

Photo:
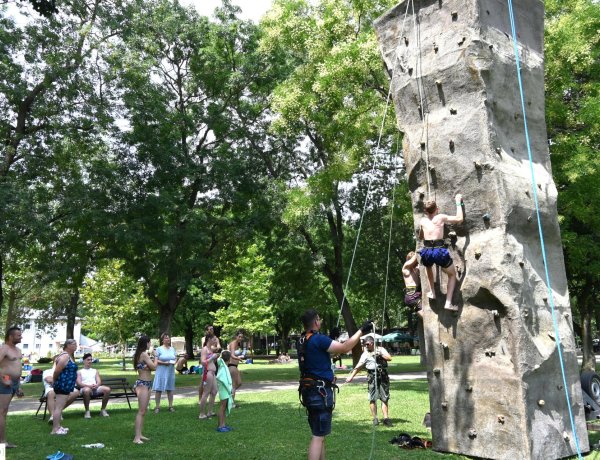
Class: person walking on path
133,335,157,444
51,339,78,435
152,333,177,413
0,327,25,448
418,193,464,311
298,309,373,460
346,335,393,426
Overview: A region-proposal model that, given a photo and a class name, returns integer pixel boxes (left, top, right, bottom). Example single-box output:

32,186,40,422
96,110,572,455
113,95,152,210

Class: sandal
153,407,160,414
168,407,175,412
198,414,208,419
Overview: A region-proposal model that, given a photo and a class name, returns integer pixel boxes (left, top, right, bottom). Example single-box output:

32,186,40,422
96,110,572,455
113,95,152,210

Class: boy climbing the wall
419,193,463,311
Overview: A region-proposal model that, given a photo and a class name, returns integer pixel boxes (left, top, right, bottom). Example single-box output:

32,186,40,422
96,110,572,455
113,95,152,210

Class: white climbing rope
334,0,412,331
411,0,433,199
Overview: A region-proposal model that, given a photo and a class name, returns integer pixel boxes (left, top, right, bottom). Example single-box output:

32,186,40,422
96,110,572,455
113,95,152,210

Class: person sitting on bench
76,353,111,418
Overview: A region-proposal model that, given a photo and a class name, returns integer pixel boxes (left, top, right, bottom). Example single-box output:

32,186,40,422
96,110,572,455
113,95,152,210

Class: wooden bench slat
35,377,137,420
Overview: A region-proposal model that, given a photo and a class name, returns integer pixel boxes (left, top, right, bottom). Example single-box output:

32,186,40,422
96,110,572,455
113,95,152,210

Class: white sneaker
84,411,91,419
100,410,109,417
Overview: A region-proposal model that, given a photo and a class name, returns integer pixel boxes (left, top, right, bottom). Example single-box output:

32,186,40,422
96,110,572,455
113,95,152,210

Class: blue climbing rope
506,1,583,458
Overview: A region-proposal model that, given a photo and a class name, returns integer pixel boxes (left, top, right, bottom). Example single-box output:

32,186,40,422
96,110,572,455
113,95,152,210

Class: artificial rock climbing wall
375,1,589,459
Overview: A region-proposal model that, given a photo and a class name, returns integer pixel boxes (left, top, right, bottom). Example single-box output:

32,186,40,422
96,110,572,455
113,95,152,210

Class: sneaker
216,426,232,432
100,410,109,417
373,418,379,426
51,427,68,435
383,418,393,427
48,416,53,424
84,411,91,419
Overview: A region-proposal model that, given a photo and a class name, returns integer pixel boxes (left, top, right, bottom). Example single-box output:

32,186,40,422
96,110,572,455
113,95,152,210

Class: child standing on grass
215,350,234,432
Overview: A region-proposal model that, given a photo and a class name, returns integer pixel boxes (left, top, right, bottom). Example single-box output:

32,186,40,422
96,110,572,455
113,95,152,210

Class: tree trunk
66,288,79,340
330,279,362,364
184,322,195,359
5,289,17,330
417,317,426,366
580,294,596,371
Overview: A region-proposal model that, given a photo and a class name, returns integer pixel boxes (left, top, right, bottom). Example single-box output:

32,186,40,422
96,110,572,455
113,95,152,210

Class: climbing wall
374,1,589,459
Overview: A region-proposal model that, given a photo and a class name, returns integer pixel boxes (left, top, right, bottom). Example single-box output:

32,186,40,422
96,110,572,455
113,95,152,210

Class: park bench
35,377,136,420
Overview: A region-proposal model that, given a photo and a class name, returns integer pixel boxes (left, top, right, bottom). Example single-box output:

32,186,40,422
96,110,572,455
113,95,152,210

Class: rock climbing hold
468,428,477,439
519,261,525,267
543,297,548,303
419,191,425,199
548,332,555,341
441,342,449,349
458,37,466,46
563,312,570,318
465,385,473,392
534,364,540,370
538,400,545,407
433,368,441,375
495,147,501,154
482,213,491,221
449,139,455,151
511,147,515,153
451,11,458,20
474,161,481,169
514,112,520,120
563,432,569,441
497,415,505,424
557,384,564,390
435,80,442,86
525,189,530,197
404,36,409,46
448,231,456,238
450,107,457,115
489,44,494,50
428,165,435,172
491,310,499,317
474,250,482,259
441,401,448,409
537,183,542,190
527,215,533,222
485,350,496,357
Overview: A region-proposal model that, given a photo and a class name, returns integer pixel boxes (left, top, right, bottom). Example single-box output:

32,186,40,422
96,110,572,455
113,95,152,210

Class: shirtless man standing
0,327,25,448
402,251,422,318
227,330,245,406
419,193,463,311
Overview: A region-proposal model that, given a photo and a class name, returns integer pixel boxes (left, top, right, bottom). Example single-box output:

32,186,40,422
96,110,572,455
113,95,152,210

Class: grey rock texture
374,1,589,459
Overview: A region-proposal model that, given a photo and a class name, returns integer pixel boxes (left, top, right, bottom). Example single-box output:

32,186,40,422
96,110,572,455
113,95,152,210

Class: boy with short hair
215,350,234,432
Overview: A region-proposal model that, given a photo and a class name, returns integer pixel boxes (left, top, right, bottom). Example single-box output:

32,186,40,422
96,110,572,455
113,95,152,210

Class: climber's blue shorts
419,247,452,268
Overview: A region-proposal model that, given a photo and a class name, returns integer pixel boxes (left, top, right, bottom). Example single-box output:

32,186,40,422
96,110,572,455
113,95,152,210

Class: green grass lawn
8,379,469,460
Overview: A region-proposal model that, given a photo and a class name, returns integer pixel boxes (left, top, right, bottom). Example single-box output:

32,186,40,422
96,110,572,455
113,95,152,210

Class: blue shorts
0,378,19,395
419,247,452,268
302,387,334,437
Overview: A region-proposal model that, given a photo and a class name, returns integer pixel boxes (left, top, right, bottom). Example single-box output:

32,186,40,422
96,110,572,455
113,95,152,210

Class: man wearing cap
346,335,393,426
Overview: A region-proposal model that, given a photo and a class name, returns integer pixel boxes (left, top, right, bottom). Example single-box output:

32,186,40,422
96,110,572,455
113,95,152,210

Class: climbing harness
297,331,339,412
506,0,583,457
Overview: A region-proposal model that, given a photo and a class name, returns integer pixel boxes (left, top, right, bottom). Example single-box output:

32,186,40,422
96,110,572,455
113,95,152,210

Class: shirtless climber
418,193,463,311
402,251,422,318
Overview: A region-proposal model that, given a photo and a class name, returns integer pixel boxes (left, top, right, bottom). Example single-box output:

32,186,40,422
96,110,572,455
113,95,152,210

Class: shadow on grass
7,379,473,460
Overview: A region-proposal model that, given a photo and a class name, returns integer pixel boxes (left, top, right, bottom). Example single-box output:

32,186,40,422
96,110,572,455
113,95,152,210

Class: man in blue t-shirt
298,309,373,460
